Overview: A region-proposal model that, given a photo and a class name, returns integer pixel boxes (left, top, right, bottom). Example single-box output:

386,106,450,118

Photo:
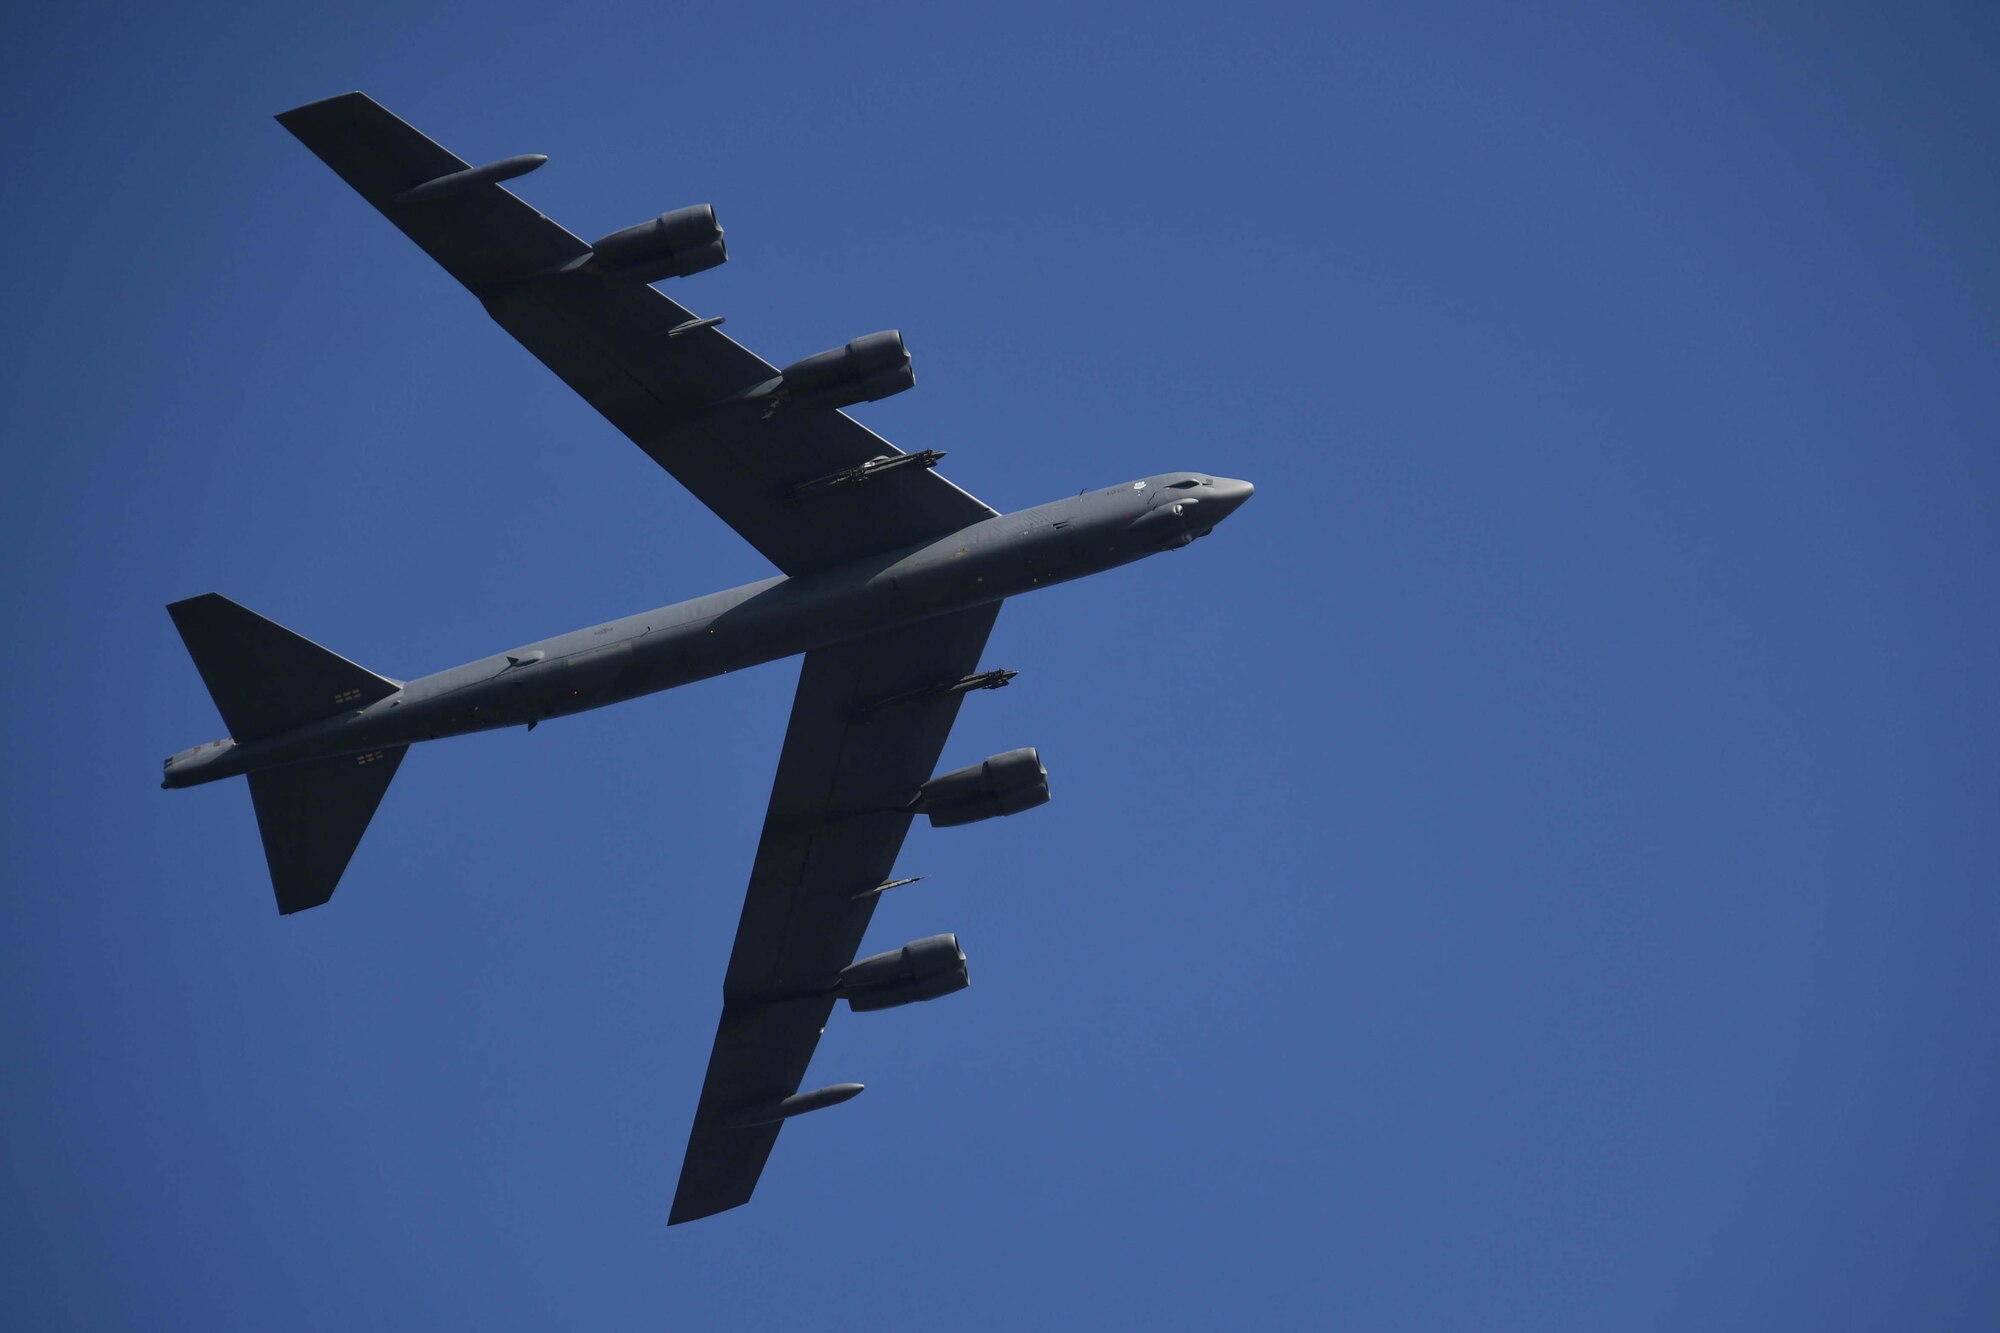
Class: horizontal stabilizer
167,594,398,742
249,747,407,914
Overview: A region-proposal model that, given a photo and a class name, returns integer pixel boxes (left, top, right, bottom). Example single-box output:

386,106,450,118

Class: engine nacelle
914,747,1050,828
840,933,969,1012
589,205,727,283
776,330,914,411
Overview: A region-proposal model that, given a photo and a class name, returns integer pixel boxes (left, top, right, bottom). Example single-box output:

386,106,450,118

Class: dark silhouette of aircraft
163,93,1254,1224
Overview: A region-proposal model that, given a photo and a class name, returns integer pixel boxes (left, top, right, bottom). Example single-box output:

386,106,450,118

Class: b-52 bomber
162,93,1254,1224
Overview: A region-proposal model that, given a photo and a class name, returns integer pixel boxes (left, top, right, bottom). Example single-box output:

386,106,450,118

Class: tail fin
166,593,399,742
166,594,406,913
249,747,408,913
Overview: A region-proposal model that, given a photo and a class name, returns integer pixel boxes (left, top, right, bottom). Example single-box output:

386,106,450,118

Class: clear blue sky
4,2,1996,1328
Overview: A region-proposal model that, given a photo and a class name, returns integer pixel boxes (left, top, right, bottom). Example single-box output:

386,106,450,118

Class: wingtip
666,1203,708,1228
668,1169,737,1224
274,91,374,125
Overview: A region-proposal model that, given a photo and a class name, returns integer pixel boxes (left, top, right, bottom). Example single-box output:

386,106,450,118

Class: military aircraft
162,93,1254,1225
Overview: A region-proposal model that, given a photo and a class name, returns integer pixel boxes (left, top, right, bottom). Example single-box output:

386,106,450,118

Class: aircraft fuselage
163,473,1251,789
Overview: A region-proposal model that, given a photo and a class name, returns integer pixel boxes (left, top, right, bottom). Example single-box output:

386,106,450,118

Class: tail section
166,594,407,913
249,747,407,913
166,594,399,743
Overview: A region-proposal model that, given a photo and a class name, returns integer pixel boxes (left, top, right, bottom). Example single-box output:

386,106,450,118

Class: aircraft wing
276,93,998,577
669,602,1002,1225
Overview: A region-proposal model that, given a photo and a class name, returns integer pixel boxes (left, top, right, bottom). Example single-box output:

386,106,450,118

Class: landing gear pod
913,747,1050,827
720,1082,865,1129
395,154,548,203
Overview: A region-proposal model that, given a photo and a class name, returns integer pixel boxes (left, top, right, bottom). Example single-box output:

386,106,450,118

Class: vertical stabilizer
167,594,399,743
166,593,407,912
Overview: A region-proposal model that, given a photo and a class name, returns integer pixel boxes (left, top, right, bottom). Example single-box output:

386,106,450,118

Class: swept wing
277,95,1019,1223
671,603,1001,1223
276,92,997,576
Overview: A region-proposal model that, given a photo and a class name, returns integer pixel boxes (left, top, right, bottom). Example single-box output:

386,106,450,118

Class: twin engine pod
912,747,1051,827
582,208,915,417
589,205,728,284
831,751,1048,1014
773,330,915,412
839,934,969,1012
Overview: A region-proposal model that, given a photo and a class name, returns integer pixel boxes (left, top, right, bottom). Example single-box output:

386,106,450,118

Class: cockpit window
1169,479,1201,489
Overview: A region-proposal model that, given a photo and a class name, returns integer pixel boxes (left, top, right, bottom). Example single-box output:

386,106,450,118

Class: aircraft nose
1209,476,1255,516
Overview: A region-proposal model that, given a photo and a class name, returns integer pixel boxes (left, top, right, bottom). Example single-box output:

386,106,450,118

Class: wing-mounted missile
850,875,924,902
855,668,1017,717
663,315,726,338
911,748,1050,827
839,934,969,1011
738,330,915,415
790,449,945,500
586,205,728,284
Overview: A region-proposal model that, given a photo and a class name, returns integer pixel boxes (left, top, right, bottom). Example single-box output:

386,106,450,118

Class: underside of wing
669,602,1029,1225
275,93,996,577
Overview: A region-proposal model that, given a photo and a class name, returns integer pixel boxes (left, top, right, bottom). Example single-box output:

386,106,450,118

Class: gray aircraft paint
168,90,1258,1224
164,475,1252,789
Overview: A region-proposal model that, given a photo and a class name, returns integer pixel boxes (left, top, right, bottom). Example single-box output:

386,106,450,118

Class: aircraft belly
195,510,1091,781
